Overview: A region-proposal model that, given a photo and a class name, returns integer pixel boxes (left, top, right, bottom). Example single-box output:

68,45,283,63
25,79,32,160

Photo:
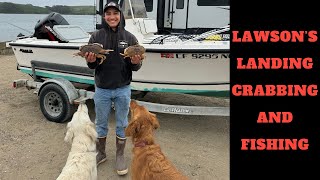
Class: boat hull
9,40,230,97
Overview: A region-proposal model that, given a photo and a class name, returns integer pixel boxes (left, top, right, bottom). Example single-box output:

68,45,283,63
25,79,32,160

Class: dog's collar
134,140,147,147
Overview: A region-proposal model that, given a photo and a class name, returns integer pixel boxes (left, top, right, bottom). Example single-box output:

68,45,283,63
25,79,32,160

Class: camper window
176,0,184,9
144,0,153,12
197,0,230,6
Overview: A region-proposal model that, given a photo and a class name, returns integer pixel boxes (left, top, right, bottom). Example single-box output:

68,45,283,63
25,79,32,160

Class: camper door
165,0,188,30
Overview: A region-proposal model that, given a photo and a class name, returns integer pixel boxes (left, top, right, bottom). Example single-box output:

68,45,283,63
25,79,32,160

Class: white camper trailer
96,0,230,34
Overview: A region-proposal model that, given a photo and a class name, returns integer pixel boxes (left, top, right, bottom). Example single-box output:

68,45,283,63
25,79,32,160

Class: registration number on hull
160,53,229,59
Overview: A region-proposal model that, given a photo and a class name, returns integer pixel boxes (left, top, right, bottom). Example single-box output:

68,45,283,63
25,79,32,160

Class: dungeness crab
120,44,146,59
73,43,113,65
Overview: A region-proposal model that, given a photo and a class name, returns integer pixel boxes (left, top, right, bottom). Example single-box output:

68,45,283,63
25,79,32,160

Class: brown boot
96,137,107,166
116,136,128,175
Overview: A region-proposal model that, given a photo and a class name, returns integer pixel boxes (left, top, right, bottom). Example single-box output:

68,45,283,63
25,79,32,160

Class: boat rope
149,25,230,44
128,0,135,20
181,25,230,44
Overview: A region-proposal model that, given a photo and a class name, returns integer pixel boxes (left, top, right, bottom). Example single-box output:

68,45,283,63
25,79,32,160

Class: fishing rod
1,21,33,34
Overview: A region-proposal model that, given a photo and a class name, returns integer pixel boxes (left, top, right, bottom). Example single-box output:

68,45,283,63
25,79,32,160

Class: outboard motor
33,12,69,41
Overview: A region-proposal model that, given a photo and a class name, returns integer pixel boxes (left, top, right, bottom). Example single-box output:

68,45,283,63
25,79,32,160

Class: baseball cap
104,2,121,12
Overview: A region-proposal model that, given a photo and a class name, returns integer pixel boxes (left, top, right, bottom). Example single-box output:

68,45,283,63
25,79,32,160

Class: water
0,14,96,42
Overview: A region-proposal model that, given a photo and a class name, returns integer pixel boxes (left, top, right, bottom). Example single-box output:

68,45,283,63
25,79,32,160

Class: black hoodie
87,12,142,89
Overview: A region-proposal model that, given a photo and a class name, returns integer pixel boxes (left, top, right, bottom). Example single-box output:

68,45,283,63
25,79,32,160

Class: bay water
0,13,96,42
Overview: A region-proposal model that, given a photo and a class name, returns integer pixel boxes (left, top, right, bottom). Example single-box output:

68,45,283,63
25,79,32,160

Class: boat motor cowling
33,12,69,41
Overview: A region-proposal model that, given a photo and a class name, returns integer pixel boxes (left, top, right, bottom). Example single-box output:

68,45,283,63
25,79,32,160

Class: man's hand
84,52,97,63
130,55,143,64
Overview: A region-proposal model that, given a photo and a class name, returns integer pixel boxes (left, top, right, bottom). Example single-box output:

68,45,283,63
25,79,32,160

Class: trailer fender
38,78,78,104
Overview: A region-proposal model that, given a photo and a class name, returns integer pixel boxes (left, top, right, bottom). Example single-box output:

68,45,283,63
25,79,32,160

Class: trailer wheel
39,83,74,123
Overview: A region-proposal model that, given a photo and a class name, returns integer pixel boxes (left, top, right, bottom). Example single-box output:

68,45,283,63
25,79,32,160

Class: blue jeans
94,85,131,138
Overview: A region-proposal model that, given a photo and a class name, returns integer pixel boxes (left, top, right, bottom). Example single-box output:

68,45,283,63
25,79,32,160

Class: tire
39,83,74,123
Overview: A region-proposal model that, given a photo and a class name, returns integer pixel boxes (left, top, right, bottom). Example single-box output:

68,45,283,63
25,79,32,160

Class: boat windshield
122,0,148,19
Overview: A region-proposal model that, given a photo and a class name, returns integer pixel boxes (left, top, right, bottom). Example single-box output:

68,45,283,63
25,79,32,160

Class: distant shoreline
0,12,95,15
0,2,94,15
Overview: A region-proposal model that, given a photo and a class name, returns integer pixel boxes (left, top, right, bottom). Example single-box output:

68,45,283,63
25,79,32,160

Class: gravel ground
0,55,230,180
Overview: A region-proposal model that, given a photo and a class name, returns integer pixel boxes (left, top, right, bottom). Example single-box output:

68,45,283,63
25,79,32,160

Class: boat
7,0,230,98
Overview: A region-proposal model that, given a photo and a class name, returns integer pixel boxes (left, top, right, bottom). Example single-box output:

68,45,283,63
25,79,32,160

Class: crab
120,44,146,59
73,43,113,65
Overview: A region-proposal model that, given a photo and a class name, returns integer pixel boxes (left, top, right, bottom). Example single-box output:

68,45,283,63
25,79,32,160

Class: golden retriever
125,100,188,180
56,103,98,180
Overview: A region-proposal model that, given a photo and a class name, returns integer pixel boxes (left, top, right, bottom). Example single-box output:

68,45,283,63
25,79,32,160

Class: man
84,1,143,176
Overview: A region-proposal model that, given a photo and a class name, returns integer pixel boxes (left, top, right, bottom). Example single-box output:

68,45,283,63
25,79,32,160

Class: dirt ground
0,55,230,180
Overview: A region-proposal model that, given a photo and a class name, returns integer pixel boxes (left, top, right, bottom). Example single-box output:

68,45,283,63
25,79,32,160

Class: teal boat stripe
19,69,229,97
20,69,94,85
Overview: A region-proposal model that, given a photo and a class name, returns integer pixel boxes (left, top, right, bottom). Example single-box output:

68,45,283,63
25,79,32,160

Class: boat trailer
13,77,229,123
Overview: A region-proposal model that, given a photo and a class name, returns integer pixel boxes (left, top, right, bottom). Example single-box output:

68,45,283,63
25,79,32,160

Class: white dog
56,103,98,180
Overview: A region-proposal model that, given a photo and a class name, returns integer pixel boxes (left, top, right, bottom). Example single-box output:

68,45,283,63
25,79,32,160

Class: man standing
85,1,143,176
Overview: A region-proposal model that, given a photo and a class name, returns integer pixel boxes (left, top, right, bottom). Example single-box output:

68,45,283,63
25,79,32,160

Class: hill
0,2,94,15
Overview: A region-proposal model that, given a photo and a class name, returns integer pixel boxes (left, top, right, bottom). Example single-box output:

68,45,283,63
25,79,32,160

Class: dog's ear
64,122,74,143
125,121,141,137
130,100,138,108
150,113,160,129
85,122,98,142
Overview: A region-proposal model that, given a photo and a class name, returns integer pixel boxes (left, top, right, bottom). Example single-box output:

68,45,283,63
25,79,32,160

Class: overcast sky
0,0,94,7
